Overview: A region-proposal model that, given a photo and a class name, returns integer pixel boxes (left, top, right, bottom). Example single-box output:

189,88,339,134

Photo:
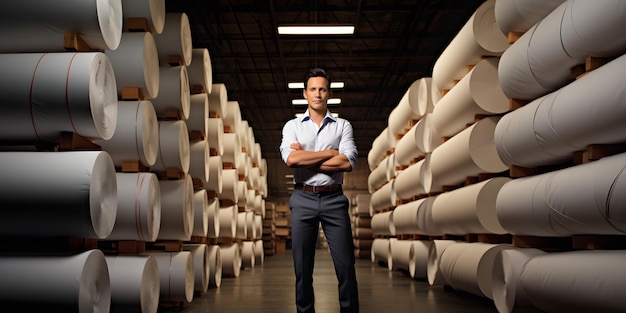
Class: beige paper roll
355,194,372,217
393,122,425,168
371,238,391,267
254,239,265,266
369,179,396,214
221,243,242,278
105,32,160,99
0,151,117,239
208,83,228,119
207,196,220,238
241,241,256,269
0,0,122,51
409,240,432,280
152,120,190,174
426,239,459,286
224,100,242,133
390,239,414,272
0,52,118,143
157,174,194,241
219,205,237,238
153,12,193,66
414,114,441,153
393,159,426,202
236,212,248,240
236,180,248,209
207,244,223,288
192,189,209,237
246,189,256,213
392,200,422,235
367,157,389,193
494,0,565,34
105,255,160,313
370,211,395,236
122,0,165,34
150,65,190,119
207,117,225,156
183,243,210,294
414,77,434,116
205,155,224,194
187,93,208,137
416,195,444,236
143,251,194,303
223,132,242,171
188,140,210,183
94,100,159,168
107,172,161,242
221,168,239,204
187,48,213,93
367,128,391,171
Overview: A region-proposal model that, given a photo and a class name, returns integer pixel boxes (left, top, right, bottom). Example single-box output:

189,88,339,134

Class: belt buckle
311,185,320,193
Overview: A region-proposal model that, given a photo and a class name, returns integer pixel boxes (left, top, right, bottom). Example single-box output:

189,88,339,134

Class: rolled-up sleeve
279,119,297,164
339,119,358,169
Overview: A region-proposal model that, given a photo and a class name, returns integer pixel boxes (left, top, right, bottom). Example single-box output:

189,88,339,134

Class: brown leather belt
294,183,342,193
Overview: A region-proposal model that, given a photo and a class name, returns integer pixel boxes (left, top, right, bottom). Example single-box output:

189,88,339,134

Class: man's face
303,76,332,111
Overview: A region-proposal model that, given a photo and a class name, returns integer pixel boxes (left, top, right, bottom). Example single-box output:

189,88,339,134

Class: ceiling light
288,82,345,89
278,25,355,35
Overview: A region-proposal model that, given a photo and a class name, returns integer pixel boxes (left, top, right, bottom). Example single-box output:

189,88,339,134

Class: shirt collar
300,109,336,123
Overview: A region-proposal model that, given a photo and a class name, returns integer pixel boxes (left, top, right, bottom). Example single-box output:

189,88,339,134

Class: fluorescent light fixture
278,25,355,35
292,98,341,105
328,98,342,105
288,82,345,89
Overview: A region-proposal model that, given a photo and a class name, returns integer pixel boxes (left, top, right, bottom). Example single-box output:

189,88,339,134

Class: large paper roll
157,174,194,241
207,117,225,157
354,194,372,217
426,239,458,286
0,0,122,51
188,140,210,183
415,196,443,236
206,155,224,194
105,32,159,99
219,205,238,238
431,177,510,235
371,238,392,268
143,251,194,303
94,100,159,168
393,122,425,168
207,197,221,238
152,120,190,174
150,65,190,119
367,156,389,193
0,52,118,144
414,114,441,153
432,0,509,94
187,93,208,137
367,128,391,171
191,189,209,237
221,243,242,278
107,172,161,242
153,12,193,66
392,200,422,235
413,77,434,116
208,83,228,119
183,243,210,294
431,57,509,138
410,240,432,280
221,168,239,204
388,79,425,144
393,159,426,202
241,241,256,269
207,244,222,288
187,48,213,93
236,212,248,240
0,249,110,312
521,250,626,313
254,239,265,266
0,151,117,239
369,179,396,214
224,101,242,133
105,255,160,313
122,0,166,34
494,0,565,34
223,132,243,171
370,211,395,236
236,180,248,209
390,239,414,272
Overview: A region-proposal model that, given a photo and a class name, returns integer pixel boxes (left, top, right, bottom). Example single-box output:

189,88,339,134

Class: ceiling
164,0,486,161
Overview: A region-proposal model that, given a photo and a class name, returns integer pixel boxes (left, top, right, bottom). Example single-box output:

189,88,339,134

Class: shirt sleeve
279,119,297,164
339,119,358,169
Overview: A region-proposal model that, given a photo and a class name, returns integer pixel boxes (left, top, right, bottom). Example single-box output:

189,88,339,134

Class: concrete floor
163,248,498,313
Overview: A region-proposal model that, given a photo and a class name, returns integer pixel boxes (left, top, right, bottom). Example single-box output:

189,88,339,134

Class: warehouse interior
0,0,625,312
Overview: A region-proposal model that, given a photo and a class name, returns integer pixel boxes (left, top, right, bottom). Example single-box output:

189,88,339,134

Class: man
279,68,359,313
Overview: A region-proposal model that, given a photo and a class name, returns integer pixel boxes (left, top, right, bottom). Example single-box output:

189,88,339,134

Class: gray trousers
289,189,359,313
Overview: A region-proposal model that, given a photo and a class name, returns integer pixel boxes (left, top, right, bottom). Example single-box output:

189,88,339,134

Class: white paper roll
394,122,425,168
494,0,565,34
143,251,194,303
222,168,239,204
422,116,507,193
236,180,248,209
392,200,422,235
107,172,161,242
94,100,159,168
393,159,426,202
208,83,228,119
241,241,256,269
367,128,391,171
416,195,444,236
192,189,209,237
0,249,110,312
224,100,242,133
414,114,441,154
367,157,389,193
432,0,509,94
157,174,194,241
369,179,396,214
221,243,242,278
188,140,210,183
0,0,122,51
122,0,165,34
521,250,626,313
236,212,248,240
187,93,209,137
183,243,210,294
207,117,225,157
223,132,243,171
187,48,213,93
153,12,193,66
0,151,117,239
388,90,416,146
207,244,223,288
254,239,265,266
105,32,160,99
219,205,238,238
0,52,118,143
410,240,432,280
390,239,414,272
371,238,391,267
206,155,224,194
150,65,190,119
414,77,434,116
431,57,509,138
426,239,458,286
105,254,160,313
207,196,221,238
370,211,395,236
152,120,190,174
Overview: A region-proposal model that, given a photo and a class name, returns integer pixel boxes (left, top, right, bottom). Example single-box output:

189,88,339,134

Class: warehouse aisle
163,249,497,313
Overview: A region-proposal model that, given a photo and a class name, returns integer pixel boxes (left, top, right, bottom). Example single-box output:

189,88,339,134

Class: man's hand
290,142,303,150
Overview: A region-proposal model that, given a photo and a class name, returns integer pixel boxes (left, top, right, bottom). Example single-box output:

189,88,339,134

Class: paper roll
236,180,248,208
157,174,194,241
207,117,225,156
208,83,228,119
207,244,223,288
153,12,193,66
0,249,110,312
414,77,434,116
393,122,425,168
367,156,389,193
94,100,159,168
241,241,256,269
371,238,391,267
390,239,414,272
105,255,160,313
426,239,458,286
152,120,190,174
187,93,209,137
236,212,248,240
107,172,161,242
143,251,194,303
219,205,237,238
494,0,565,34
0,0,122,51
254,239,265,266
0,151,117,239
369,179,396,214
221,243,242,278
370,211,395,236
188,140,210,183
393,159,426,202
410,240,432,280
222,132,243,172
183,243,210,294
122,0,165,34
206,155,224,194
388,86,420,145
187,48,213,93
416,195,443,236
105,32,160,99
150,65,190,119
392,200,421,235
354,194,372,217
414,114,441,153
367,128,391,170
0,52,118,143
207,196,221,238
224,101,242,133
221,168,239,204
192,189,209,237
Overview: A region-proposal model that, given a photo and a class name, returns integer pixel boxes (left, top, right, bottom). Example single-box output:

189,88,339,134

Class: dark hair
303,68,331,89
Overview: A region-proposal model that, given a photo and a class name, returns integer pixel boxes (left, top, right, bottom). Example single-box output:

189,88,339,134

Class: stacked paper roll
224,101,242,133
105,32,160,99
369,179,396,214
95,100,159,168
371,238,391,267
191,190,209,237
367,128,391,170
415,196,443,236
187,93,209,137
221,169,239,205
221,243,242,278
414,114,441,153
0,151,117,239
236,212,248,240
392,200,422,235
153,12,193,66
107,172,161,242
223,132,243,171
150,65,190,119
122,0,166,34
409,240,432,280
241,241,256,269
152,120,190,174
0,249,110,312
219,205,237,238
0,0,123,51
371,211,395,236
188,140,210,183
183,244,210,295
207,197,221,238
207,245,222,288
207,118,225,156
144,251,194,303
354,194,372,217
206,155,224,194
105,255,160,313
393,159,426,202
494,0,565,34
187,48,213,93
390,239,414,272
236,180,248,209
0,52,118,144
393,122,426,169
426,239,458,286
254,239,265,266
157,174,194,241
208,83,228,119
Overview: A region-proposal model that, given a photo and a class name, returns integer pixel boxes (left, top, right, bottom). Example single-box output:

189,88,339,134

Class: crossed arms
285,142,352,172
